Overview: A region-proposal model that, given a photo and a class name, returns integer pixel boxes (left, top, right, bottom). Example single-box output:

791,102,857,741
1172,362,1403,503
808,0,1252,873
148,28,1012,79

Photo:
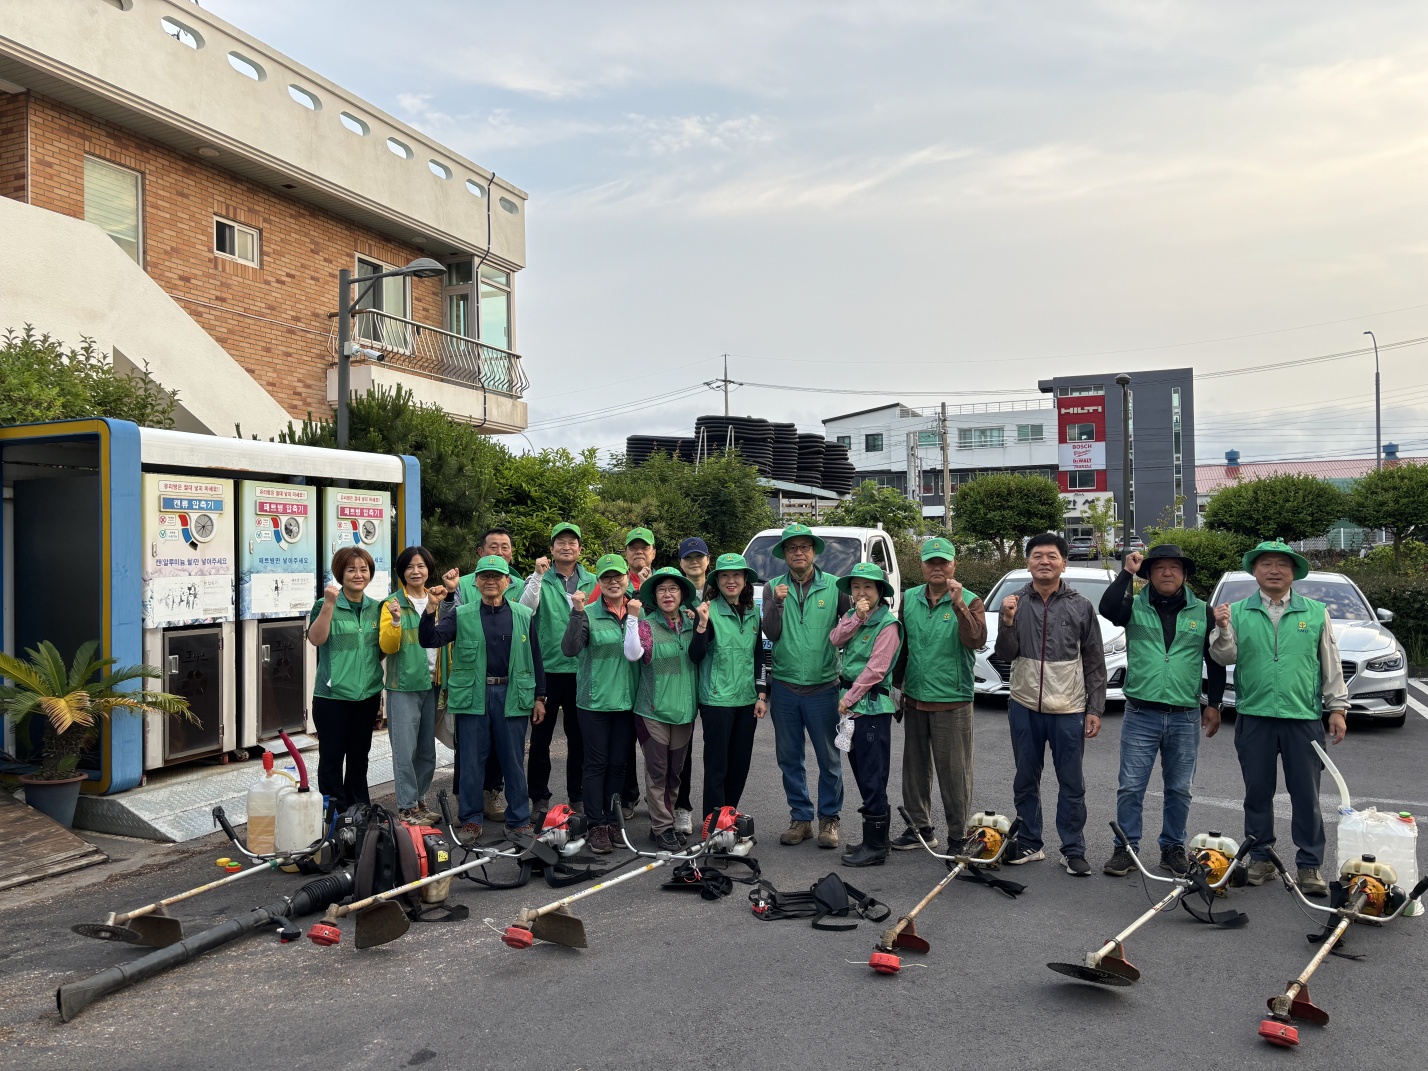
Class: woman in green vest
307,545,385,812
561,553,643,854
829,562,903,868
690,553,767,820
379,545,443,825
632,567,699,851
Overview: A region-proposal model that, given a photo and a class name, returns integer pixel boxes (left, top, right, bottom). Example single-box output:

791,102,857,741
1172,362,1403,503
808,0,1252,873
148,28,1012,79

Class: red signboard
1056,393,1107,492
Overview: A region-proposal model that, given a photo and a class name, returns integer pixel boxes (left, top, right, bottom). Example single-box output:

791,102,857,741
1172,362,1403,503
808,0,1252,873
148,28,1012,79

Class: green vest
635,614,698,725
444,600,537,717
902,584,978,704
459,570,524,607
1229,592,1327,720
310,594,384,702
699,598,760,707
769,569,840,687
385,588,434,692
1123,586,1205,708
575,599,638,712
534,564,597,675
838,606,902,716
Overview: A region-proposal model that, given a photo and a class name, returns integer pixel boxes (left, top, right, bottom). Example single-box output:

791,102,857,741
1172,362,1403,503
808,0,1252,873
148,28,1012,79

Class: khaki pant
636,718,694,834
900,701,974,836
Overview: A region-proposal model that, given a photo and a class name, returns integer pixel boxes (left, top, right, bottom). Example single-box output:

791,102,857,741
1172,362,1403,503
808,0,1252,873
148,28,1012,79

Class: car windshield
742,535,863,585
1213,578,1373,621
986,572,1114,611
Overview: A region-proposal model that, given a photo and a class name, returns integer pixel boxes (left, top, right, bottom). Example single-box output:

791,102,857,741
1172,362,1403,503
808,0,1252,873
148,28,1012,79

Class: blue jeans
1007,699,1086,858
386,686,437,810
454,684,531,828
1116,702,1201,851
769,680,843,822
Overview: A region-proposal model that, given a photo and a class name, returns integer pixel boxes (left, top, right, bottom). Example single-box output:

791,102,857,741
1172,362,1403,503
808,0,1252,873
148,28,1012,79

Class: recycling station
0,418,419,825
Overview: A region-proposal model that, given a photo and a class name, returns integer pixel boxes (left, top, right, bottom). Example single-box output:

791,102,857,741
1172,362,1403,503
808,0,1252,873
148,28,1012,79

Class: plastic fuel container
275,787,325,853
246,753,295,855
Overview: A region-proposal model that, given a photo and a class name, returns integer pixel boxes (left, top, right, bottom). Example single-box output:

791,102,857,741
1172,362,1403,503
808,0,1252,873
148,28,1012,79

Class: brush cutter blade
70,922,143,944
1259,1019,1299,1047
1269,986,1329,1027
1046,961,1138,986
529,907,587,948
125,914,185,948
353,901,411,949
892,922,930,954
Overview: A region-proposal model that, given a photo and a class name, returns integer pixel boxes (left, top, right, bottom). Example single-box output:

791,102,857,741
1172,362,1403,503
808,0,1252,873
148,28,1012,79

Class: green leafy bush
1202,474,1347,544
1144,527,1256,599
951,473,1065,565
1343,573,1428,664
0,326,177,429
824,480,923,535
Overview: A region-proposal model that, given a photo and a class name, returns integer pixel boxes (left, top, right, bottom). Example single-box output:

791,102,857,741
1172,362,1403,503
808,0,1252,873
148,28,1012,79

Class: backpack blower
869,809,1025,975
1257,849,1428,1048
1047,822,1255,986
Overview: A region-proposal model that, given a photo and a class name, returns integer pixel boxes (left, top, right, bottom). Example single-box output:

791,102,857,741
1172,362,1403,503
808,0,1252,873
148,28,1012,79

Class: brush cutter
1257,848,1428,1048
1047,822,1255,987
868,809,1024,975
660,806,761,898
57,871,353,1022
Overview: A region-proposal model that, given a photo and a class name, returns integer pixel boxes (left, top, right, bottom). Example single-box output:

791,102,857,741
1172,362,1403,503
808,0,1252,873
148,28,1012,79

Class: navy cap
678,537,710,559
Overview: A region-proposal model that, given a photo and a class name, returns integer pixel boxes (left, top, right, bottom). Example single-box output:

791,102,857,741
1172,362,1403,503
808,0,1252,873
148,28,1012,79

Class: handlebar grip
1109,820,1130,846
1410,876,1428,902
212,805,240,846
1233,836,1256,862
437,788,457,830
1265,847,1290,876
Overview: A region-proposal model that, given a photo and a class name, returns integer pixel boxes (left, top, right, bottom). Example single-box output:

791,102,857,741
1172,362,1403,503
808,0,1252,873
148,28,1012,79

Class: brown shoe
589,824,614,855
415,801,443,825
484,789,506,822
817,816,840,849
458,823,483,845
780,820,813,846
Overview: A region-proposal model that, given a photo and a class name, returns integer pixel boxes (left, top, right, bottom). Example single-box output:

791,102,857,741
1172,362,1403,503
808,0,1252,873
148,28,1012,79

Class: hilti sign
1056,390,1107,493
1060,404,1103,415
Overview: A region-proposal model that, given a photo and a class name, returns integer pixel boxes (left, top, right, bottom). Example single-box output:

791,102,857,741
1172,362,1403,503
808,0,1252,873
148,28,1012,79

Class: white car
742,526,902,615
973,566,1128,704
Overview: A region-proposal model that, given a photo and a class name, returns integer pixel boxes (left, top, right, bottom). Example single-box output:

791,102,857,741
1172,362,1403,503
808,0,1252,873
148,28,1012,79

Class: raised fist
387,597,401,626
534,556,551,576
1000,594,1019,626
627,598,643,619
443,568,460,588
323,582,341,605
1124,550,1144,575
695,602,711,628
570,590,588,612
1214,603,1231,630
854,595,873,618
774,584,790,602
948,578,963,603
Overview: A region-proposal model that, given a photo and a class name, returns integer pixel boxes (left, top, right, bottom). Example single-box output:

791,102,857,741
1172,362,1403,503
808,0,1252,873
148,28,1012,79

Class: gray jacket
993,581,1106,717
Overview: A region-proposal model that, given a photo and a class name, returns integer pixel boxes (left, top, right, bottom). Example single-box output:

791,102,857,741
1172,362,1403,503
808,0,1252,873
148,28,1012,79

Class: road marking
1408,694,1428,721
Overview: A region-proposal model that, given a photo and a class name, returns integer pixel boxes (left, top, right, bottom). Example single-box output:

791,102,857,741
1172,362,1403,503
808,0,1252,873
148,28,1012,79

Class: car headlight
1366,653,1404,672
1106,633,1127,655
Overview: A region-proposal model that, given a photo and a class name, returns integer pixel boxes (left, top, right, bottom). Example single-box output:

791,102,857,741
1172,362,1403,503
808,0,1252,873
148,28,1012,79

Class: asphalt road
3,689,1427,1071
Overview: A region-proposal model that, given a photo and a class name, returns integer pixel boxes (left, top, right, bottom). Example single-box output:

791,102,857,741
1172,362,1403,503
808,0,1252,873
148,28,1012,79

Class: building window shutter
84,156,142,264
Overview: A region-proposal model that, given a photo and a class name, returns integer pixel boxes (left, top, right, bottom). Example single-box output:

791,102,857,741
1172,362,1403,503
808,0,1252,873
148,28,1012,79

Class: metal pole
723,353,730,416
940,402,952,529
1364,331,1381,471
1116,374,1132,551
336,268,351,448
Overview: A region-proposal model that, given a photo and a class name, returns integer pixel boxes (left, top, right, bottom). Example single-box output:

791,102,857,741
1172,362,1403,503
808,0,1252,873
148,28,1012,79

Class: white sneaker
673,808,694,836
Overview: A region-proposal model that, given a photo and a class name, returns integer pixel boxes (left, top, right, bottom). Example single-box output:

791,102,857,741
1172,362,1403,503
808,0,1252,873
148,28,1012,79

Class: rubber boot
842,814,889,868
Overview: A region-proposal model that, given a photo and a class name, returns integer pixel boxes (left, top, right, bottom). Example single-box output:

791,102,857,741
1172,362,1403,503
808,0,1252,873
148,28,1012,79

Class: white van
742,526,902,614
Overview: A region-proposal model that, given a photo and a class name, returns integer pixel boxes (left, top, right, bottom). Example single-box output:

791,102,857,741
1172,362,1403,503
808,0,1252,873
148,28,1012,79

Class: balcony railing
328,309,528,397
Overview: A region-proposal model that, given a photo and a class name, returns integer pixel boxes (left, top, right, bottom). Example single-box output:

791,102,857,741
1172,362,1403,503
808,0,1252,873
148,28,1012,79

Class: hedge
1345,573,1428,663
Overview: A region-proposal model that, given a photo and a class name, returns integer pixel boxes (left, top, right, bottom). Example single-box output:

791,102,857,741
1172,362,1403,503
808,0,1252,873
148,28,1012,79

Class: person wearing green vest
762,524,851,849
630,567,700,851
307,545,385,812
518,522,597,817
561,553,643,854
619,527,658,819
889,538,987,855
419,555,546,842
378,545,443,825
829,562,903,868
689,553,767,819
1210,541,1349,898
1098,545,1226,878
672,536,714,835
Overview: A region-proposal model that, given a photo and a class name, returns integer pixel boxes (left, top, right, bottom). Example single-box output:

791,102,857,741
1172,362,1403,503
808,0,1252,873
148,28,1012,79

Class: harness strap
956,864,1026,898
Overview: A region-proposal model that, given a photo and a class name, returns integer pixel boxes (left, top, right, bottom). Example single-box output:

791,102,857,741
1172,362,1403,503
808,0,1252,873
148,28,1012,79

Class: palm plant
0,640,193,780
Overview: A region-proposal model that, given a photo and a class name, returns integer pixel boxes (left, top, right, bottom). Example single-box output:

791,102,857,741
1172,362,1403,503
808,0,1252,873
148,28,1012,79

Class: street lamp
1116,373,1132,552
1364,330,1381,472
335,257,446,447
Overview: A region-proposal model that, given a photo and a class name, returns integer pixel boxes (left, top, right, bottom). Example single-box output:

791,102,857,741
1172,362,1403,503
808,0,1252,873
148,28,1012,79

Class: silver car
1209,570,1409,727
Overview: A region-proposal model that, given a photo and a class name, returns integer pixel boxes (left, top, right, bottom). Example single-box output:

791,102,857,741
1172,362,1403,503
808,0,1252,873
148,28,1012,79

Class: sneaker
506,824,534,840
458,823,483,845
1102,846,1136,877
890,826,937,851
1160,844,1189,876
398,807,422,824
1005,844,1045,866
780,820,813,846
1297,867,1329,898
656,829,682,852
621,800,637,822
1064,854,1092,877
1244,859,1278,886
484,789,506,822
415,800,444,825
673,809,694,836
817,816,840,850
588,824,613,855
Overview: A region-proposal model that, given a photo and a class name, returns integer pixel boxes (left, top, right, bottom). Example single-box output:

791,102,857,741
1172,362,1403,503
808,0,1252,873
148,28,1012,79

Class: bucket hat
1142,543,1195,578
1242,540,1310,581
835,561,895,602
638,566,697,611
770,523,826,560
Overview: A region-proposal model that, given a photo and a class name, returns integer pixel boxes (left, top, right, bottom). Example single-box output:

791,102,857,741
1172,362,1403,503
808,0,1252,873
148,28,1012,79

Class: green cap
836,561,895,601
711,552,761,586
637,566,696,611
625,527,655,547
921,537,956,562
771,523,826,560
473,554,510,577
1242,540,1310,581
594,553,629,578
550,521,582,542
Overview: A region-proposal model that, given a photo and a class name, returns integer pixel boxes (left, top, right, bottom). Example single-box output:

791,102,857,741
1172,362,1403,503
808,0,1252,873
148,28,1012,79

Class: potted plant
0,640,192,828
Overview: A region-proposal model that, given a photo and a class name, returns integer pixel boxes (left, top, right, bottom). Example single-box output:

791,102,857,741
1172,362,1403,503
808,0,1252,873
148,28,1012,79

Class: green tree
1080,496,1118,560
950,473,1065,565
823,480,923,535
1145,526,1256,599
1345,463,1428,573
1202,474,1348,544
0,326,177,428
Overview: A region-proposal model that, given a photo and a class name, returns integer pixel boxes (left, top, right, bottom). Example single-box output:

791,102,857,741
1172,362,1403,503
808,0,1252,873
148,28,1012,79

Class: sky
212,0,1428,465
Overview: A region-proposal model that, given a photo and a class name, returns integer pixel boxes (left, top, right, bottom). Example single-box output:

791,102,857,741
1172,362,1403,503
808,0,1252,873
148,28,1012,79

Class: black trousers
578,707,635,827
676,738,694,813
849,713,892,818
1234,713,1327,870
311,694,381,812
528,672,583,805
622,734,641,805
699,703,757,818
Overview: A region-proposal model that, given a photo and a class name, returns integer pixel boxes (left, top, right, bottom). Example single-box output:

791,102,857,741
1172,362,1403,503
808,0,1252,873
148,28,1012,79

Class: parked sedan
1208,570,1409,728
1067,536,1100,561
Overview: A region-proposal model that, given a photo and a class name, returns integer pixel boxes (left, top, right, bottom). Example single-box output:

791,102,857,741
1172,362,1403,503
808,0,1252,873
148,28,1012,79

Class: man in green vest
672,536,712,835
889,538,987,854
1210,541,1349,897
1098,544,1226,878
620,527,658,819
761,523,852,849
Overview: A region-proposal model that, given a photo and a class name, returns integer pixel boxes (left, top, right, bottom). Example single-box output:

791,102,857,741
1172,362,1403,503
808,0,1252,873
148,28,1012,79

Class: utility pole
1364,331,1381,471
1116,374,1132,551
940,402,952,528
905,431,919,506
723,353,730,416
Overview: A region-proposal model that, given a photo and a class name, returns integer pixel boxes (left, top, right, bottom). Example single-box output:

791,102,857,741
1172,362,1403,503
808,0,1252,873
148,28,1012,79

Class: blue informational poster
322,488,392,599
142,474,236,628
238,482,318,619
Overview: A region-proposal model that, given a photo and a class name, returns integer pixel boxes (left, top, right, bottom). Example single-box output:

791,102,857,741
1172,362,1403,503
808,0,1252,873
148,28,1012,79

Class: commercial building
0,0,529,438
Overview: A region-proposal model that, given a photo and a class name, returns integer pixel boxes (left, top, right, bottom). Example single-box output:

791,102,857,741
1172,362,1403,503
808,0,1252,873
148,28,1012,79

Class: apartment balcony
326,309,528,433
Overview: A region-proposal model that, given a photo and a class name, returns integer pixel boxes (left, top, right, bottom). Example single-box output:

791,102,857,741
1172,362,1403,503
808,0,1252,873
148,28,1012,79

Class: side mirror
1376,607,1395,624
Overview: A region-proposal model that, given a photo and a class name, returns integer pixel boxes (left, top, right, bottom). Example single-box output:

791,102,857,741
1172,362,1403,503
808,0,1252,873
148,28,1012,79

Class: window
865,433,884,453
1017,423,1044,443
443,259,515,352
214,217,259,266
870,473,905,492
957,426,1004,449
84,156,142,264
1065,423,1095,443
836,435,852,449
1067,470,1097,490
917,430,940,447
921,470,942,497
355,255,411,350
1058,385,1104,397
870,538,891,573
480,265,512,351
1171,387,1184,525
